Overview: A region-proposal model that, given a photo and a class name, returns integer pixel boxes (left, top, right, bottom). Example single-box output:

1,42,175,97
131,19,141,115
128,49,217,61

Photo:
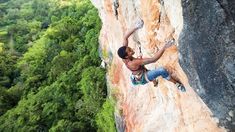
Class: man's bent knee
158,67,170,80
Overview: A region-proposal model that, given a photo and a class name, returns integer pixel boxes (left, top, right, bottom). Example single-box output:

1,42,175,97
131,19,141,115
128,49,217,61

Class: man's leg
146,67,170,81
167,70,186,92
146,67,186,91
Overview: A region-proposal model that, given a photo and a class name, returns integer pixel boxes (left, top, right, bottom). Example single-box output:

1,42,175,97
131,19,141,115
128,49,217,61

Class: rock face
91,0,234,131
179,0,235,130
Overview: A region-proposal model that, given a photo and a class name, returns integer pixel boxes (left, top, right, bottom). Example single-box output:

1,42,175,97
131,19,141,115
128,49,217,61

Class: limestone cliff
91,0,235,131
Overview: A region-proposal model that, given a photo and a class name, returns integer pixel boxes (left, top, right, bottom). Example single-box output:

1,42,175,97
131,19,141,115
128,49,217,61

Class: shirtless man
117,20,186,91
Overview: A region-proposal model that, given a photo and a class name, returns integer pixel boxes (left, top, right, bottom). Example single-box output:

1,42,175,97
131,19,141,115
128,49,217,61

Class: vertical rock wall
179,0,235,130
91,0,233,131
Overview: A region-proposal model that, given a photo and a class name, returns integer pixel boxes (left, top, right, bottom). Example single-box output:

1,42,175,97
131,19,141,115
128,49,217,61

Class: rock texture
179,0,235,130
91,0,234,131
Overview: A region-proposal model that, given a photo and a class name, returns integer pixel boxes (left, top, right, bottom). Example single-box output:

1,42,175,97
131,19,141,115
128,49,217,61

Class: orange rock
92,0,225,131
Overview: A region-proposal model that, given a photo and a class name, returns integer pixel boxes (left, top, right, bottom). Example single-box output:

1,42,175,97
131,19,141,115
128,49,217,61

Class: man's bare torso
123,58,144,75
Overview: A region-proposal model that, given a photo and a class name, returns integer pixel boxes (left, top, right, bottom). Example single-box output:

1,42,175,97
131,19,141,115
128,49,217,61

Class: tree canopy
0,0,116,131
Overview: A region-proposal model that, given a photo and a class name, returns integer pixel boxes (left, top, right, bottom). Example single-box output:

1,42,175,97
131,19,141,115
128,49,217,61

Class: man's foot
175,83,186,92
153,79,158,87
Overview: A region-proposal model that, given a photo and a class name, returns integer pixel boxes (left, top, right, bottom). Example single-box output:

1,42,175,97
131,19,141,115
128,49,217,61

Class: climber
117,19,186,92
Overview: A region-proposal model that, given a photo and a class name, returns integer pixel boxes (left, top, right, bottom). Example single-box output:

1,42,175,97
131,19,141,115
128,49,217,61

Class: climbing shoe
175,83,186,92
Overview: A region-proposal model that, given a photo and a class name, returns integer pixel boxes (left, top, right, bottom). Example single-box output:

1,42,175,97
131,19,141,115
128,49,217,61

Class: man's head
117,46,134,59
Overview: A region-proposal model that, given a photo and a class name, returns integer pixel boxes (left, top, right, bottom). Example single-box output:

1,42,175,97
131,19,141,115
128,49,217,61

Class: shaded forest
0,0,115,131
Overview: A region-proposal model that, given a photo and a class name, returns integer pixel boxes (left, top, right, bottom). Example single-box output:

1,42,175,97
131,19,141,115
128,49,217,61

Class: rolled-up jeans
146,67,170,81
131,67,170,85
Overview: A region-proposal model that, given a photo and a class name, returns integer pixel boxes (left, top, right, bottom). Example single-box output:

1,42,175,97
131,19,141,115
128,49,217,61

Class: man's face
126,47,135,57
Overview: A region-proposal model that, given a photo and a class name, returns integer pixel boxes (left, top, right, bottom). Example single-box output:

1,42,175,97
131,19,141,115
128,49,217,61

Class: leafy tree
0,43,3,52
0,87,13,115
0,0,115,131
0,52,19,88
96,99,116,132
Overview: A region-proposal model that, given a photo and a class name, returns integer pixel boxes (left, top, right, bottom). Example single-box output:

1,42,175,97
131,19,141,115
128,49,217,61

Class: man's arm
123,27,138,46
139,47,166,65
123,19,144,46
134,40,174,65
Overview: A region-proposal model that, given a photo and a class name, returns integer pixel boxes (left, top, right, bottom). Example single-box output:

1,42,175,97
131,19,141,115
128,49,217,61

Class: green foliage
0,28,8,43
7,20,30,52
0,42,3,52
0,61,107,131
96,99,116,132
75,66,107,130
79,67,106,99
49,119,84,132
0,52,19,88
0,85,23,116
0,0,115,131
0,87,13,115
0,52,21,116
48,50,77,82
17,38,47,91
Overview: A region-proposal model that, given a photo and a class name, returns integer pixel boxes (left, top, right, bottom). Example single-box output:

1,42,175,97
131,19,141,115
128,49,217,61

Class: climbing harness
130,70,150,85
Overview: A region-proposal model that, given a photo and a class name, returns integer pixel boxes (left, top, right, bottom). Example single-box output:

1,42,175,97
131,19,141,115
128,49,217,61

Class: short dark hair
117,46,127,59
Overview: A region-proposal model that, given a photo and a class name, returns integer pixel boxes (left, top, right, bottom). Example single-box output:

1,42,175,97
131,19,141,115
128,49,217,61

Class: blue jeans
131,67,170,85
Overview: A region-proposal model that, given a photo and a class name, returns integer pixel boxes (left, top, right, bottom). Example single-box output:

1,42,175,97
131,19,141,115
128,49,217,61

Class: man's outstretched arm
134,40,175,65
141,47,167,65
123,19,144,46
123,27,138,46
